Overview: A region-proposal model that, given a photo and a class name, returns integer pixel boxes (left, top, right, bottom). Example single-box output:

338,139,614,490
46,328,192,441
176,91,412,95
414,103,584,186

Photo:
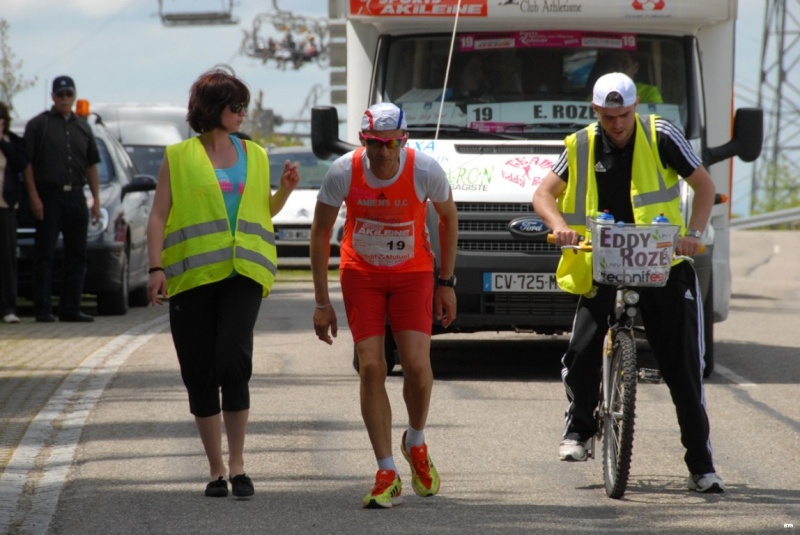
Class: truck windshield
381,31,689,139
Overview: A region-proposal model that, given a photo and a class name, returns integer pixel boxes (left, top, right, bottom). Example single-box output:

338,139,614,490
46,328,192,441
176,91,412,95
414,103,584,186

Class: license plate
278,228,311,241
483,272,560,292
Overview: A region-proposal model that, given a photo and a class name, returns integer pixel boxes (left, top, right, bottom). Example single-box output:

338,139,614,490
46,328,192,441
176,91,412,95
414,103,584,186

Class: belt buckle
63,184,73,192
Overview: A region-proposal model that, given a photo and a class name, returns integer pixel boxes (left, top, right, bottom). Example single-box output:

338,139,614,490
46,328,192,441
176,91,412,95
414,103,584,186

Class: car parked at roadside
15,104,157,315
267,146,343,267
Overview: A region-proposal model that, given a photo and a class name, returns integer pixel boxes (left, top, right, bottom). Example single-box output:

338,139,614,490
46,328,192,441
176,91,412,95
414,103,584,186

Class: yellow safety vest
556,114,686,295
162,137,277,298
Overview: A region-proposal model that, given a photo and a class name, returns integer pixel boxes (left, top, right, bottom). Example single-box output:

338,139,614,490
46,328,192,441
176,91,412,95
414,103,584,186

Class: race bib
352,218,415,267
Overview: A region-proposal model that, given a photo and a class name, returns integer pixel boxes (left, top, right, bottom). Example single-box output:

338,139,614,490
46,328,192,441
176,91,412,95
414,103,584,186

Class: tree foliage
0,18,37,111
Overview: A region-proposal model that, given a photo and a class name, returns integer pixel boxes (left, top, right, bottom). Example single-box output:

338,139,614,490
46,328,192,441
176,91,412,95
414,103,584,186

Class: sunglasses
55,90,74,98
359,132,407,149
228,102,248,114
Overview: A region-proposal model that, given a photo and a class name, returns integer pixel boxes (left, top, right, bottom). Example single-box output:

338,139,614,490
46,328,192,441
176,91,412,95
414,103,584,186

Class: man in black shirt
533,72,724,493
23,75,100,322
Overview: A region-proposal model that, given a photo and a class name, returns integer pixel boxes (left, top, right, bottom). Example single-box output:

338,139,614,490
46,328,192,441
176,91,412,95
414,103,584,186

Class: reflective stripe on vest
163,219,229,250
563,128,590,226
238,218,278,245
164,246,233,279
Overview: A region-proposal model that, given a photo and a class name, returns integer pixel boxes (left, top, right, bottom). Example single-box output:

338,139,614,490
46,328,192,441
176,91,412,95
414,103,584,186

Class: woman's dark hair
0,102,11,135
186,65,250,133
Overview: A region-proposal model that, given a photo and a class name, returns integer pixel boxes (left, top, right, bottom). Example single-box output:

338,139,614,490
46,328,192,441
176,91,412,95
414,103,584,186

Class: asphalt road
0,230,798,534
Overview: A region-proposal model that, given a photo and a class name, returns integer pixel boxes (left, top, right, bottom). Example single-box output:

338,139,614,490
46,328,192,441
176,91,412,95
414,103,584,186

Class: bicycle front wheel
602,328,637,499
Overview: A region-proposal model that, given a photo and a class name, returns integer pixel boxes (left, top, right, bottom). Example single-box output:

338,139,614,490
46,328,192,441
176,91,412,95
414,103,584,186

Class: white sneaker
559,439,588,461
3,313,20,324
688,472,725,493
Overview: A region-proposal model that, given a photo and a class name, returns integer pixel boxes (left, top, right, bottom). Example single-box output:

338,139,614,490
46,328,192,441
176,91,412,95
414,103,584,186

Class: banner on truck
349,0,731,23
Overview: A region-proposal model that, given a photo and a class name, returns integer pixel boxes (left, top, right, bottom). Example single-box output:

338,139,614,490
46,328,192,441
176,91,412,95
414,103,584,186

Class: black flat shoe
205,476,229,497
230,473,254,497
35,313,56,323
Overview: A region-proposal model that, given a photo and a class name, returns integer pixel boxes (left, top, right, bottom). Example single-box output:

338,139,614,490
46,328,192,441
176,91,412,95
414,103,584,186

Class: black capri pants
169,275,263,417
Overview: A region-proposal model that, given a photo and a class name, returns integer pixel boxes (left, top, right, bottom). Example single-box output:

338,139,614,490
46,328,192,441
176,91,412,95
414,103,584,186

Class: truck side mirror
704,107,763,167
311,106,358,160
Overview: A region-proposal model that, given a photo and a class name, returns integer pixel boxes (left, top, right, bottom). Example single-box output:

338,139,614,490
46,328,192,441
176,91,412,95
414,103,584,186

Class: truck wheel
352,326,397,375
702,281,714,378
97,253,130,316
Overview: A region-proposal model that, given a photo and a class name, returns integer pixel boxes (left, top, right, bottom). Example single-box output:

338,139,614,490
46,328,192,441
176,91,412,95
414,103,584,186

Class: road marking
0,315,169,535
714,364,757,387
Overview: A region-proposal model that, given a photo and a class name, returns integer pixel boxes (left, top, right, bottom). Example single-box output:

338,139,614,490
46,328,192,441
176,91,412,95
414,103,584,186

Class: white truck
312,0,762,375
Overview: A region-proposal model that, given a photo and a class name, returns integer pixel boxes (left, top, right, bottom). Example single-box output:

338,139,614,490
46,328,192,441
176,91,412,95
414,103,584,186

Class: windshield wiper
530,122,591,130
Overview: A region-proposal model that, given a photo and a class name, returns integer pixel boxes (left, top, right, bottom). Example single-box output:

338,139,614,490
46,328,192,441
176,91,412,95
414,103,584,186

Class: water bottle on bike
652,213,670,225
597,210,615,225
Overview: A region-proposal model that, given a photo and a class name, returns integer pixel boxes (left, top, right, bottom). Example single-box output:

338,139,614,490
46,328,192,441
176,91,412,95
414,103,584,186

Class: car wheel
97,252,130,316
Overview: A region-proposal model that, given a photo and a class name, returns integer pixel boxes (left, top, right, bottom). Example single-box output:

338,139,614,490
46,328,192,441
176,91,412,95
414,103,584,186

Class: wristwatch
685,229,702,239
437,275,457,287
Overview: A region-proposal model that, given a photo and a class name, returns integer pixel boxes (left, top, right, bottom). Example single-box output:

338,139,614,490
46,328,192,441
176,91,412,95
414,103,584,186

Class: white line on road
714,364,758,387
0,315,170,535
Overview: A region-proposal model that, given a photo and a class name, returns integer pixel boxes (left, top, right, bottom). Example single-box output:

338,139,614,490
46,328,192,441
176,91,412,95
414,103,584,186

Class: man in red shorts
310,102,458,508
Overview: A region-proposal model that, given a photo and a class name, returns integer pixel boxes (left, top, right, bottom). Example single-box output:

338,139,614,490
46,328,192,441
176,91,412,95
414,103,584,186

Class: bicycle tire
602,328,637,499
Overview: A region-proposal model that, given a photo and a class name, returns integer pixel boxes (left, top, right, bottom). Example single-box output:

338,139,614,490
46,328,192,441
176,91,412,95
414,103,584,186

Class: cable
435,0,462,141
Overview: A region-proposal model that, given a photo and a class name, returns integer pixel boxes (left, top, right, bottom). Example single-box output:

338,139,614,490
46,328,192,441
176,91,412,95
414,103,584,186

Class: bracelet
315,303,332,309
148,267,164,274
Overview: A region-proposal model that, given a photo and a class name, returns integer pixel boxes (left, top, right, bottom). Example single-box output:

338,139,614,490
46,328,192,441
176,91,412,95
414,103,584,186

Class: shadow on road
428,335,566,382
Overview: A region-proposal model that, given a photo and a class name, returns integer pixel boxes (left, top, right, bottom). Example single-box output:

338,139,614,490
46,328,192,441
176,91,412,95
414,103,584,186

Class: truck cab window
381,32,689,138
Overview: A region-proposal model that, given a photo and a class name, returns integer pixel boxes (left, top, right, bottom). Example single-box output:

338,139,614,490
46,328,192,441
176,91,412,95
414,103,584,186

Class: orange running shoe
400,431,440,497
363,469,402,508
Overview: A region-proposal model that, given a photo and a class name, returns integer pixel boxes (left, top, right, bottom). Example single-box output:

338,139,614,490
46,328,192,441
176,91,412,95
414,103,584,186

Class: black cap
52,76,75,94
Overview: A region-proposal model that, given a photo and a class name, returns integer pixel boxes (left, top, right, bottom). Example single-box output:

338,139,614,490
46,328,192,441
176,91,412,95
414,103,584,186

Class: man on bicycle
532,72,724,493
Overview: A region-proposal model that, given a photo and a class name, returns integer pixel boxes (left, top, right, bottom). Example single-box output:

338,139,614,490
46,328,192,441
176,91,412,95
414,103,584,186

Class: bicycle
551,218,697,499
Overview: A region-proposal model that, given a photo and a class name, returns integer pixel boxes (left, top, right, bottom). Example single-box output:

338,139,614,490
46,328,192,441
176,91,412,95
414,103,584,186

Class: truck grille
457,202,533,213
484,292,577,316
455,202,559,254
459,240,558,253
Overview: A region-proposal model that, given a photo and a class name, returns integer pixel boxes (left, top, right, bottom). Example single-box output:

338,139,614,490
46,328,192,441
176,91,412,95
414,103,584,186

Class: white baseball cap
360,102,407,131
592,72,637,108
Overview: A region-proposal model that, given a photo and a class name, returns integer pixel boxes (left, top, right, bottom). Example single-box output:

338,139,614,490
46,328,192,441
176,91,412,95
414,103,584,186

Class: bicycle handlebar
546,233,705,255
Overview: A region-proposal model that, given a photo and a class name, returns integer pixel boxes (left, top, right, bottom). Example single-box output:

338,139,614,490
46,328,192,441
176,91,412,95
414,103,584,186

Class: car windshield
269,150,335,189
126,145,165,178
381,31,689,138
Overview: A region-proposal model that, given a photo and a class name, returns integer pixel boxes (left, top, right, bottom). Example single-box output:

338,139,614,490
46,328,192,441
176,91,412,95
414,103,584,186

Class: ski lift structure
158,0,239,27
239,3,330,70
243,84,327,138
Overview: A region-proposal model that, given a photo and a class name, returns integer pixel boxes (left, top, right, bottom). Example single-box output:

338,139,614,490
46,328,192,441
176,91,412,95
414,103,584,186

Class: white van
91,103,193,177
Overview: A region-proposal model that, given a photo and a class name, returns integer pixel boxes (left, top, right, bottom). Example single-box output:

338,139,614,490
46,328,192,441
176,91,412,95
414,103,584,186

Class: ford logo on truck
508,217,549,238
